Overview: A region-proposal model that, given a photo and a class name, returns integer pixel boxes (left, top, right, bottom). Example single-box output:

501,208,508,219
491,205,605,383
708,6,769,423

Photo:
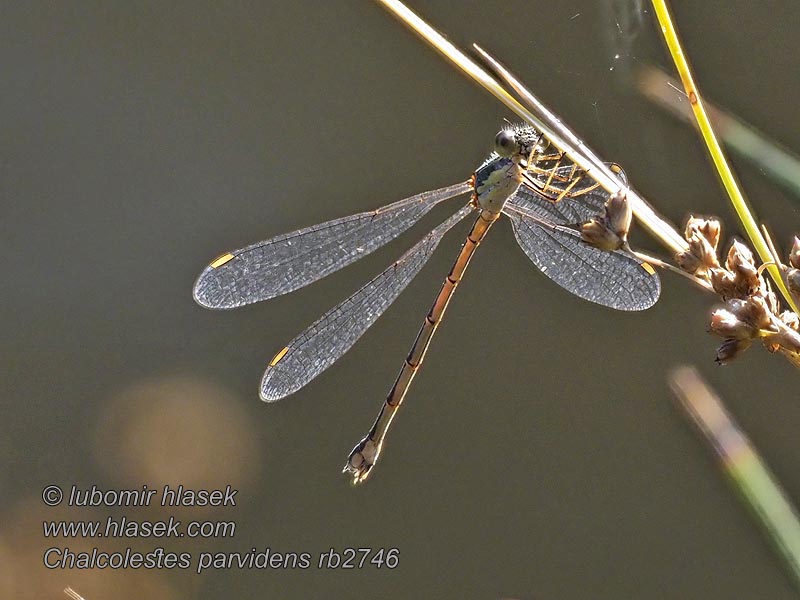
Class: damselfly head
493,124,541,160
494,128,517,157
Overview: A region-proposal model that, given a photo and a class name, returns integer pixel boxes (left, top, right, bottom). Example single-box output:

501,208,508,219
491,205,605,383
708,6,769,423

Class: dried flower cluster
676,217,800,363
787,237,800,300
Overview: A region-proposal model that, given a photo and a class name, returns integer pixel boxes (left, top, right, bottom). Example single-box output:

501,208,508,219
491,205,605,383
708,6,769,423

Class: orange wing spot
210,253,235,269
641,262,657,275
269,346,290,367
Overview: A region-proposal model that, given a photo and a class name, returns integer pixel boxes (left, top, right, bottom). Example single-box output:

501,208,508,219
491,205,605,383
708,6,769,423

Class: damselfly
193,124,660,484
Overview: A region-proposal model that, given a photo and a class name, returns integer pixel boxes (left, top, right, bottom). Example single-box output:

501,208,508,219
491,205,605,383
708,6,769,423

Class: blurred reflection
94,376,261,506
0,375,261,598
0,536,13,597
602,0,647,80
637,64,800,200
0,496,177,599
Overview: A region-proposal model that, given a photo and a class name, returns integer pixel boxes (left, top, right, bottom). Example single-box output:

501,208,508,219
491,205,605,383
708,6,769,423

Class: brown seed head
787,268,800,297
726,240,760,293
675,249,704,275
764,326,800,354
789,236,800,269
605,191,632,241
580,191,631,252
685,216,721,251
709,267,740,299
709,306,753,339
581,219,624,252
780,310,800,331
680,229,720,275
706,240,761,299
732,296,773,331
715,338,752,364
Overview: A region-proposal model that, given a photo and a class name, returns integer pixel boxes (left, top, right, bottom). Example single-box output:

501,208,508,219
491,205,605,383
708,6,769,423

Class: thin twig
64,588,86,600
374,0,687,256
637,65,800,201
650,0,799,313
631,250,713,292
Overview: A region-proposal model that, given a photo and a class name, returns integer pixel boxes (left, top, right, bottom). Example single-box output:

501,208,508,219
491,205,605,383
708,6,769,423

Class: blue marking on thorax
474,155,511,190
473,155,521,213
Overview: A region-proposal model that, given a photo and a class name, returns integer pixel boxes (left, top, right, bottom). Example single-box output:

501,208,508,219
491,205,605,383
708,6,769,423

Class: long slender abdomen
343,208,500,484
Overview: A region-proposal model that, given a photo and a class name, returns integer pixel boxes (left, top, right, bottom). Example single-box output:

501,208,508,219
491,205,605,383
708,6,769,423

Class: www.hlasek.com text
43,515,235,539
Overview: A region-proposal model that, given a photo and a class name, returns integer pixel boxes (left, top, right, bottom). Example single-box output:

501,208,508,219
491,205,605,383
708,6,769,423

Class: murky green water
3,1,800,597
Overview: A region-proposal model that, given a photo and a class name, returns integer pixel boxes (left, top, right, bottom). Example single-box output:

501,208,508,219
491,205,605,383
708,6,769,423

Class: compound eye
494,129,517,157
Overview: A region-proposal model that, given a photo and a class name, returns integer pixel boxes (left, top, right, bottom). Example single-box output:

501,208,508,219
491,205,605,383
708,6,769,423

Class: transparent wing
512,163,628,226
194,181,472,309
260,203,474,401
503,204,660,311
